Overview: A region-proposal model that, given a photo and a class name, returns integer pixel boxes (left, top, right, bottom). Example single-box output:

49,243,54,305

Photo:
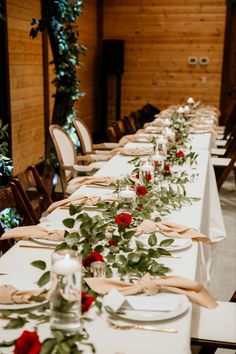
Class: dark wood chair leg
198,346,217,354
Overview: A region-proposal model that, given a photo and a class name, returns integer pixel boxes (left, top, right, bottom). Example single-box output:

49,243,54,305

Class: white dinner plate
130,233,192,252
115,294,189,322
0,277,48,310
157,233,192,251
33,238,62,246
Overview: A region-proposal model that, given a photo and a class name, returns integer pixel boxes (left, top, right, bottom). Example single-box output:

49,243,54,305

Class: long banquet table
0,132,226,354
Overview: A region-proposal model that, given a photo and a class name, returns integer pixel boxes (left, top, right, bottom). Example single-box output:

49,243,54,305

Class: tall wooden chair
49,125,104,195
72,117,118,154
12,165,53,224
0,183,36,253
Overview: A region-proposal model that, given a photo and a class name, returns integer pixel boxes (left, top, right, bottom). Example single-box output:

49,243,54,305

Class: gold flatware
160,255,182,259
19,245,55,250
109,320,177,333
85,184,115,189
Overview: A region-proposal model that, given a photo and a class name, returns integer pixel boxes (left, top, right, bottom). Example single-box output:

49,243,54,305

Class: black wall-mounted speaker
102,40,125,74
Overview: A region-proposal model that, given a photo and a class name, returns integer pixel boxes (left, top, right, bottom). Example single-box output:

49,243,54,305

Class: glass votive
119,185,136,203
139,159,154,184
50,249,81,333
151,152,165,170
91,261,106,278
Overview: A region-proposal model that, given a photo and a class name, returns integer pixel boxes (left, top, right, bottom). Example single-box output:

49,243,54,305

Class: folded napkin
135,219,211,244
85,273,217,308
119,147,153,156
0,284,48,304
67,176,117,189
48,195,119,213
0,225,64,241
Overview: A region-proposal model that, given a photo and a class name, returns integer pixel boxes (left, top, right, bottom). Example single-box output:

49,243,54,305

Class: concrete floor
192,172,236,354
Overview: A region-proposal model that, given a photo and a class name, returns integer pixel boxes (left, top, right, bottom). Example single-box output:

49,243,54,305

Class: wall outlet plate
199,57,209,65
188,56,197,65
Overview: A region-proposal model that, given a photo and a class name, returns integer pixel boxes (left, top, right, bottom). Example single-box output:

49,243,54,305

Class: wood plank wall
7,0,44,175
103,0,226,118
7,0,98,175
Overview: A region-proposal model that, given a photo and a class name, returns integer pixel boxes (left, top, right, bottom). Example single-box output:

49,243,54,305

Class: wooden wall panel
7,0,44,175
103,0,226,118
75,0,98,133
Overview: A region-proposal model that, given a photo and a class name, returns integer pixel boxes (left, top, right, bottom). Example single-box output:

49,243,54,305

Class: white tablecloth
0,133,226,354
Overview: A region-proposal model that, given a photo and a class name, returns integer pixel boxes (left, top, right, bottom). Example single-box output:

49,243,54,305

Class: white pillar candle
120,189,136,199
176,107,185,114
151,154,165,162
53,254,80,276
140,164,154,172
187,97,195,104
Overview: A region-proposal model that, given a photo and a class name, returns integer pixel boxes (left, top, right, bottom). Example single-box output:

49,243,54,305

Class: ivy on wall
30,0,86,128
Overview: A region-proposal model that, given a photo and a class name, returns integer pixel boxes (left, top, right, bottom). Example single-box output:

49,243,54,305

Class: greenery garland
30,0,86,129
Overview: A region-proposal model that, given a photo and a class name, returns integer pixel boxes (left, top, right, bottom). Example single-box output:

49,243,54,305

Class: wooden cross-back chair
0,183,36,254
12,165,53,224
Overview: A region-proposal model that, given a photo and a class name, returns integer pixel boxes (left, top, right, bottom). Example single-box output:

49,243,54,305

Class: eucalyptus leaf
63,218,75,228
148,233,157,247
31,260,46,270
159,239,174,247
4,316,26,329
40,338,57,354
37,270,50,287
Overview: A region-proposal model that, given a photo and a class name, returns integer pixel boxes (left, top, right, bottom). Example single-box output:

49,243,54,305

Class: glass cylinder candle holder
163,128,176,143
119,185,136,203
91,261,106,278
155,136,168,157
139,159,155,184
50,249,81,333
151,152,165,170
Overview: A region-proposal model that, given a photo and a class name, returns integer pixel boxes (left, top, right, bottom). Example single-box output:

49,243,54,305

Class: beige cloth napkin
48,195,119,213
119,147,153,156
85,273,217,308
68,176,117,189
1,225,64,241
0,284,48,304
135,219,211,244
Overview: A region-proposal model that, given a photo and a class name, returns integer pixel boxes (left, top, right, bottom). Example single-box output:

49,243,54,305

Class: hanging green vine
30,0,86,129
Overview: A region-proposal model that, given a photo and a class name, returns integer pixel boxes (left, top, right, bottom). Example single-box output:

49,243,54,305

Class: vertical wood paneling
7,0,44,175
103,0,226,116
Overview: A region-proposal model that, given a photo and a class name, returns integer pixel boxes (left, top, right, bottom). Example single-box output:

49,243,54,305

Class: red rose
175,137,180,142
145,172,152,182
164,163,170,176
136,186,148,196
115,213,132,227
135,172,140,179
109,238,118,247
176,150,185,158
81,291,95,313
14,331,41,354
82,251,105,268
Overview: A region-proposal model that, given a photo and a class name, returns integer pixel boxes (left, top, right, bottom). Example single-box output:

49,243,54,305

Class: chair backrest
224,105,236,139
12,165,52,223
49,125,77,195
72,117,93,154
0,183,36,253
107,126,119,142
217,149,236,190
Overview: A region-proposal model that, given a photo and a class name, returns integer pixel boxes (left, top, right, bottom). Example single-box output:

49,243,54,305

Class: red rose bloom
145,172,152,182
109,238,118,247
115,213,132,227
82,251,105,268
81,291,95,313
164,163,170,176
176,150,185,158
135,172,140,179
14,331,41,354
136,186,148,196
175,137,180,142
